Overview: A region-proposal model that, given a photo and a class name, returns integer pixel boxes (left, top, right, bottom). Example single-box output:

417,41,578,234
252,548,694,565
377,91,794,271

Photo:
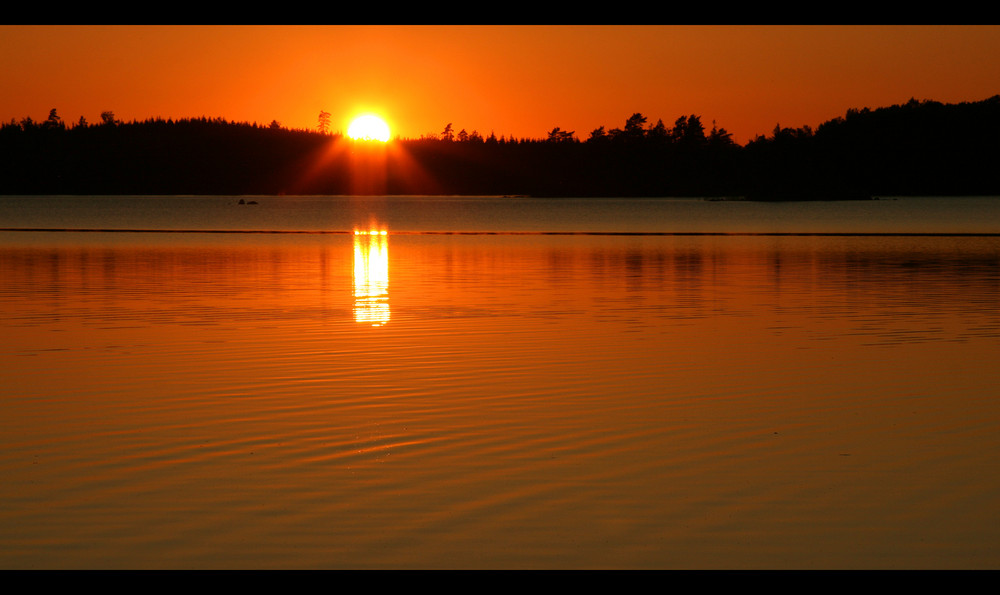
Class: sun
347,114,391,142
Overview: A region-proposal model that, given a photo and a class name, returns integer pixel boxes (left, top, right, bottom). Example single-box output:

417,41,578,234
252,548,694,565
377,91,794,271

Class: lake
2,195,1000,568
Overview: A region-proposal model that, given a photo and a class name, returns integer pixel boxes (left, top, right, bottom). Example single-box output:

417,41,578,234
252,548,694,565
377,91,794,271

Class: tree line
2,96,999,198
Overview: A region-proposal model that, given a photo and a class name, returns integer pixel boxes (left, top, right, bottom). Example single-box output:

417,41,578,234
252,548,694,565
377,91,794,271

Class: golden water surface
2,230,1000,568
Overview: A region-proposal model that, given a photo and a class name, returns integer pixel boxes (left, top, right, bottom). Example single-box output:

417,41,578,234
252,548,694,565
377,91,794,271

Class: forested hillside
2,96,998,198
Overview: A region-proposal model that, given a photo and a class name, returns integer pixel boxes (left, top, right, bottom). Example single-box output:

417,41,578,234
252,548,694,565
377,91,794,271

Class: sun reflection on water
353,228,389,326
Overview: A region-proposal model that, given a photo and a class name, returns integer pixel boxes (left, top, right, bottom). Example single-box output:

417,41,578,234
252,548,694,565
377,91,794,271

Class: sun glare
347,115,391,142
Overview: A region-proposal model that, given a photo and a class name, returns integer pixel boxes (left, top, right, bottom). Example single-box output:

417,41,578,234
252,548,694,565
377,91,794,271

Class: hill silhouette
2,96,998,198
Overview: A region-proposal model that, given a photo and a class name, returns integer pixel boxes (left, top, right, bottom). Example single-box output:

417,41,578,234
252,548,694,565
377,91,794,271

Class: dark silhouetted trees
317,110,331,134
441,123,454,142
2,96,999,198
43,109,63,130
739,95,1000,199
547,127,576,143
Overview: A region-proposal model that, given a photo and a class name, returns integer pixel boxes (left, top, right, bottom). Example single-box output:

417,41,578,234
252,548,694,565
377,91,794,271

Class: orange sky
2,25,999,144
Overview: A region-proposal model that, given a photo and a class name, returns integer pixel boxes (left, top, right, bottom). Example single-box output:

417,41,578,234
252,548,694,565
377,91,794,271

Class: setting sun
347,114,391,142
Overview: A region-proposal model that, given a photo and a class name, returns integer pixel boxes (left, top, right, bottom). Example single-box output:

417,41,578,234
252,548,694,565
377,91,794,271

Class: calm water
2,196,1000,568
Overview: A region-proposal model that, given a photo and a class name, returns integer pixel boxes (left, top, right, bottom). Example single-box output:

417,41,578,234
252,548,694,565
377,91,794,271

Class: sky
2,25,999,144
